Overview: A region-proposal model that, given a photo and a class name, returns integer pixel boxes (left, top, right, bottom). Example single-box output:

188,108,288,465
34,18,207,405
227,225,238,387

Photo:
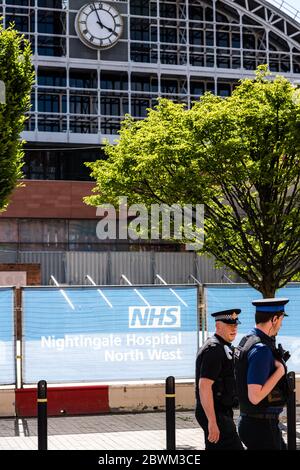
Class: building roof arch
204,0,300,51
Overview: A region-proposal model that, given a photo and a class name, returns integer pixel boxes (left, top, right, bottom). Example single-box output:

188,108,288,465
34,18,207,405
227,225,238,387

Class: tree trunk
260,280,277,298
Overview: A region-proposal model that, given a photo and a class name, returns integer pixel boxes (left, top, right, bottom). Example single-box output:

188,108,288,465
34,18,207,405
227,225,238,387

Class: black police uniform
235,298,289,450
195,309,244,450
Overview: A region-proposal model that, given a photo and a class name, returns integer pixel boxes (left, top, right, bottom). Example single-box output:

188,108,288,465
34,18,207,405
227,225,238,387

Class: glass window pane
130,18,157,42
130,0,155,16
190,29,203,46
131,96,151,117
38,0,66,7
232,33,240,48
189,6,203,21
38,36,66,56
6,8,34,32
101,95,128,116
206,31,214,46
190,80,204,96
38,115,67,132
100,72,128,90
131,74,158,92
69,117,98,134
38,11,66,34
6,1,34,6
69,70,97,88
38,68,66,87
69,93,97,114
217,32,229,47
38,92,66,113
217,83,231,96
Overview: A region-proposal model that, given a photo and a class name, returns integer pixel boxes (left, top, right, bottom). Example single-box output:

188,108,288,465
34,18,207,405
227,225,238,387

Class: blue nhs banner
0,288,15,385
22,286,198,383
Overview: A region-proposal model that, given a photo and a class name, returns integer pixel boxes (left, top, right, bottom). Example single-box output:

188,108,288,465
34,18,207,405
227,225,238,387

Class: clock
75,2,123,50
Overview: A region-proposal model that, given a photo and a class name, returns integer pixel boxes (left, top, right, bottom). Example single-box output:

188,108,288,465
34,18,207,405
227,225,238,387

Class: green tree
0,21,34,211
85,67,300,297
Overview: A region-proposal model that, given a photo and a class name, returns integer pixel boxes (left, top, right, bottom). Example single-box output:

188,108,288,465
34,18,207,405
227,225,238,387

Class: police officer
195,309,244,450
235,298,289,450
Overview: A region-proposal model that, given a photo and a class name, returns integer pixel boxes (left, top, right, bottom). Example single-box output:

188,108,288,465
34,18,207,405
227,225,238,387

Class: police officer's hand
208,420,220,444
274,359,285,378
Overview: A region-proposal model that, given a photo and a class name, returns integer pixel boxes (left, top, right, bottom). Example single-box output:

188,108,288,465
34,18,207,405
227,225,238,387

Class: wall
0,251,237,285
0,264,41,285
0,390,15,417
3,378,300,417
0,181,96,219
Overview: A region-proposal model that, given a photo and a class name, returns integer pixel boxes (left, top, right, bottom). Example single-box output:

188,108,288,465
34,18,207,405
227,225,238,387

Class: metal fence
0,250,241,285
1,282,300,387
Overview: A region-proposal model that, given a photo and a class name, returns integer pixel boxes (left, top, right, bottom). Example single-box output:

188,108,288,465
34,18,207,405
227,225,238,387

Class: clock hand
97,23,118,35
94,8,114,33
105,26,118,35
94,6,103,27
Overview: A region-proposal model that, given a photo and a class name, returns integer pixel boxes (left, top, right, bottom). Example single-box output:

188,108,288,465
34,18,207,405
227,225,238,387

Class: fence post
37,380,48,450
165,376,176,450
287,371,296,450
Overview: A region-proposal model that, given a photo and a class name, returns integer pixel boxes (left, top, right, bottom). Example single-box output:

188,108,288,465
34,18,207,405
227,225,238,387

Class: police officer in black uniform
195,309,244,450
235,298,289,450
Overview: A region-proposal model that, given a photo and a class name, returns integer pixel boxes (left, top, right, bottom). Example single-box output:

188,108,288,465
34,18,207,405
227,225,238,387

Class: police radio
276,343,291,363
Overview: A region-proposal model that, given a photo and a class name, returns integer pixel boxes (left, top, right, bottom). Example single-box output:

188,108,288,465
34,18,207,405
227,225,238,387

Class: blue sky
265,0,300,22
274,0,300,11
288,0,300,9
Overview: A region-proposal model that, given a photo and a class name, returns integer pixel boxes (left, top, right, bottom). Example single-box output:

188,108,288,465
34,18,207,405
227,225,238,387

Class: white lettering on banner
128,306,181,328
40,332,183,351
147,349,183,360
41,334,122,351
104,349,144,362
104,348,183,362
126,333,181,347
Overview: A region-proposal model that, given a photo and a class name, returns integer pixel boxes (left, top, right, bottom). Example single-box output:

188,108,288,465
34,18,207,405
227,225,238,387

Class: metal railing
266,0,300,23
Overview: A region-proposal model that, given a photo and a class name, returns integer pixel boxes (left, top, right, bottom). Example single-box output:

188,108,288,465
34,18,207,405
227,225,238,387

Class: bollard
37,380,48,450
165,376,176,450
286,371,296,450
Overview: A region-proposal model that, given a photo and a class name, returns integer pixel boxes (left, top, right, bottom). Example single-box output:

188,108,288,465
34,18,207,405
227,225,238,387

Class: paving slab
0,409,299,451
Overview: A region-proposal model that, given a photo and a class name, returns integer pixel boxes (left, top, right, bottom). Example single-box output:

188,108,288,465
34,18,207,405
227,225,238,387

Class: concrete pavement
0,411,204,450
0,409,299,450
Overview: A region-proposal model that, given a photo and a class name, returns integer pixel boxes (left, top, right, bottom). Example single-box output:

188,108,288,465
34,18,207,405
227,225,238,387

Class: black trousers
195,408,244,450
238,415,287,450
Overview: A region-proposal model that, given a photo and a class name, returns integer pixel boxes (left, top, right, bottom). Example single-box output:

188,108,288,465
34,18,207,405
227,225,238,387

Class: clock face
75,2,123,50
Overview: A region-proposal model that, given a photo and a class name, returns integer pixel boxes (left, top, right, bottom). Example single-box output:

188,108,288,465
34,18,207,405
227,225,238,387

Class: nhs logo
129,306,181,328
